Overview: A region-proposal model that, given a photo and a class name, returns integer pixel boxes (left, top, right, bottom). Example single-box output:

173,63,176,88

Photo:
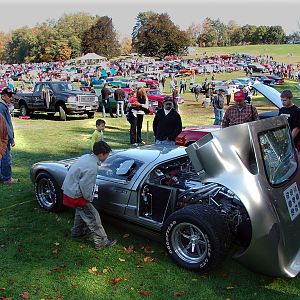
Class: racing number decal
283,182,300,221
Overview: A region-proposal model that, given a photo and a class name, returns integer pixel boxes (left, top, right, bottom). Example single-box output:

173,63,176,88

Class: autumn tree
120,37,132,54
186,23,202,46
81,16,121,59
0,32,11,62
197,18,218,47
132,12,189,58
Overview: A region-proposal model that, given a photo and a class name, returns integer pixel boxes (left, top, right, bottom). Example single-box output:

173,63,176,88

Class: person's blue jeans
0,144,12,181
213,108,224,125
156,140,175,145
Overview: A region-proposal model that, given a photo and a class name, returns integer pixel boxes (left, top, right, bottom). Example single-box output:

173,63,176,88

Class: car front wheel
35,172,63,212
162,205,231,272
19,104,29,116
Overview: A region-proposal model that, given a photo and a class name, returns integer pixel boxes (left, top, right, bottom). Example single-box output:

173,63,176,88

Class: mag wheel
163,205,231,272
35,172,63,212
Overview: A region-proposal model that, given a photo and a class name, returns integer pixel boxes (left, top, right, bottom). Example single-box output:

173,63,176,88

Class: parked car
176,83,281,146
14,81,98,120
266,75,284,85
31,116,300,277
250,74,274,86
247,64,266,73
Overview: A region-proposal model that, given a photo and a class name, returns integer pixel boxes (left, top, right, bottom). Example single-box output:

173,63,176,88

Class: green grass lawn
186,44,300,65
1,72,300,299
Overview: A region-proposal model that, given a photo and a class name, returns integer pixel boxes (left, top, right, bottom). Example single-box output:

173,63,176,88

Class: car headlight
67,96,76,103
94,96,98,102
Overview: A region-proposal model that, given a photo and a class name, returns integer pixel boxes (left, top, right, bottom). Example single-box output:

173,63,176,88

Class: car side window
98,155,143,182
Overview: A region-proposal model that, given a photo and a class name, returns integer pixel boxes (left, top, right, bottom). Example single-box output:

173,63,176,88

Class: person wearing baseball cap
222,90,259,128
0,87,19,184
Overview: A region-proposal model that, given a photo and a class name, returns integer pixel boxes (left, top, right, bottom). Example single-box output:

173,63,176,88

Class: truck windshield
259,126,298,185
51,83,80,92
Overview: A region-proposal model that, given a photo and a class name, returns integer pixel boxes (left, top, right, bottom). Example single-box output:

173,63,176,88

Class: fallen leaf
54,267,61,272
53,242,60,246
55,294,63,299
226,298,231,300
102,267,113,274
225,286,235,290
111,278,123,286
70,282,77,287
70,274,77,278
143,245,154,254
143,256,158,262
174,291,184,297
123,245,134,253
191,278,198,282
118,258,126,262
59,275,66,280
0,288,6,291
79,245,85,250
139,290,151,296
123,233,130,238
136,264,144,268
47,270,52,275
19,292,29,299
52,249,59,254
88,267,97,274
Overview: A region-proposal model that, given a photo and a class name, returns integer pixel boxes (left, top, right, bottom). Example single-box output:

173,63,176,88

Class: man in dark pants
62,141,117,250
279,89,300,151
101,83,114,118
153,96,182,145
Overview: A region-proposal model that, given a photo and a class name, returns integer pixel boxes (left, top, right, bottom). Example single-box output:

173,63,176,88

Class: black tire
19,104,29,116
58,106,66,121
162,205,231,272
35,172,63,212
87,112,95,119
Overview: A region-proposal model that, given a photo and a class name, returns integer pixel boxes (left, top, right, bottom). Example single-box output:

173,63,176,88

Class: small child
91,119,106,150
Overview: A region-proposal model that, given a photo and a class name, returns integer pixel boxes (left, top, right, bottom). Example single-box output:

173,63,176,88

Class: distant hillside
186,44,300,65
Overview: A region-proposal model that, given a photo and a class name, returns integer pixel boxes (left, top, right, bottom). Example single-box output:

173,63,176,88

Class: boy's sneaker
95,239,117,250
139,141,146,145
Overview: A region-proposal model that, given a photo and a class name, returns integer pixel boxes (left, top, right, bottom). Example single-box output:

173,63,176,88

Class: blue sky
1,0,299,38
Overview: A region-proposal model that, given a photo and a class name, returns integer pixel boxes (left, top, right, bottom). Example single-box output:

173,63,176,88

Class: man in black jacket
101,84,114,118
153,96,182,145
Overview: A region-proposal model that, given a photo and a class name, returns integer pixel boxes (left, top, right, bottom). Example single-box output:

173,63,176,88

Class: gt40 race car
31,116,300,277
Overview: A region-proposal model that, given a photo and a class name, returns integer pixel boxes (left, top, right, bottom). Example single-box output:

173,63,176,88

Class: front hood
253,83,282,109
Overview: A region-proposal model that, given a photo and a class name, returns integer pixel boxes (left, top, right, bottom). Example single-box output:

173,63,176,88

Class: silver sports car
31,116,300,278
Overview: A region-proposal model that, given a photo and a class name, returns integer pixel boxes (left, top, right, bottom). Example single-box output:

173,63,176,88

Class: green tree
265,26,286,44
198,18,218,47
132,11,156,43
230,27,245,45
55,12,96,58
254,25,268,44
132,12,189,58
226,21,240,45
242,25,257,44
81,16,121,59
0,32,11,62
186,23,202,46
5,27,38,63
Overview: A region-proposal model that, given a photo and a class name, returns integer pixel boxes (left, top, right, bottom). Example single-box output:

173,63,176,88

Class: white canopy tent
75,53,107,64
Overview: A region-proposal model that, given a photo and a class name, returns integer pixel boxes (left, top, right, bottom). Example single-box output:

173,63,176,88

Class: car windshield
259,126,298,185
51,82,80,92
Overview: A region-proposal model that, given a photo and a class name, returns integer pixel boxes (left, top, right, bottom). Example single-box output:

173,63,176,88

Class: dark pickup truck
14,81,98,120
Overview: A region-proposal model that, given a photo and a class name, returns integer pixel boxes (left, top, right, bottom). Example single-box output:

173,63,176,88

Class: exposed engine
141,156,251,244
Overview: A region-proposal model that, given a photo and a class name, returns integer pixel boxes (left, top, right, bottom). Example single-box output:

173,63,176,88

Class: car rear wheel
19,104,29,116
58,106,66,121
162,205,231,272
35,172,63,212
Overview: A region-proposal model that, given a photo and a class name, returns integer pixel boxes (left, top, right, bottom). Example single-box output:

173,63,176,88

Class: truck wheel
35,172,63,212
162,205,231,273
58,106,66,121
19,104,29,116
87,112,95,119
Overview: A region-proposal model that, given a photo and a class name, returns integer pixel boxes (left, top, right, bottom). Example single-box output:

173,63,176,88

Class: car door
94,155,144,217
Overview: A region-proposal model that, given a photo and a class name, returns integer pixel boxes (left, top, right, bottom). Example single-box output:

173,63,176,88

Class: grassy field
186,44,300,65
1,71,300,299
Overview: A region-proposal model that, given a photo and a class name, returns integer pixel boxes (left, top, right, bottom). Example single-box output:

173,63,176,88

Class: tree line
0,11,297,64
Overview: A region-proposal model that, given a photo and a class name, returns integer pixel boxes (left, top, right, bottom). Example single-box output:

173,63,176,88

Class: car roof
115,144,187,164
